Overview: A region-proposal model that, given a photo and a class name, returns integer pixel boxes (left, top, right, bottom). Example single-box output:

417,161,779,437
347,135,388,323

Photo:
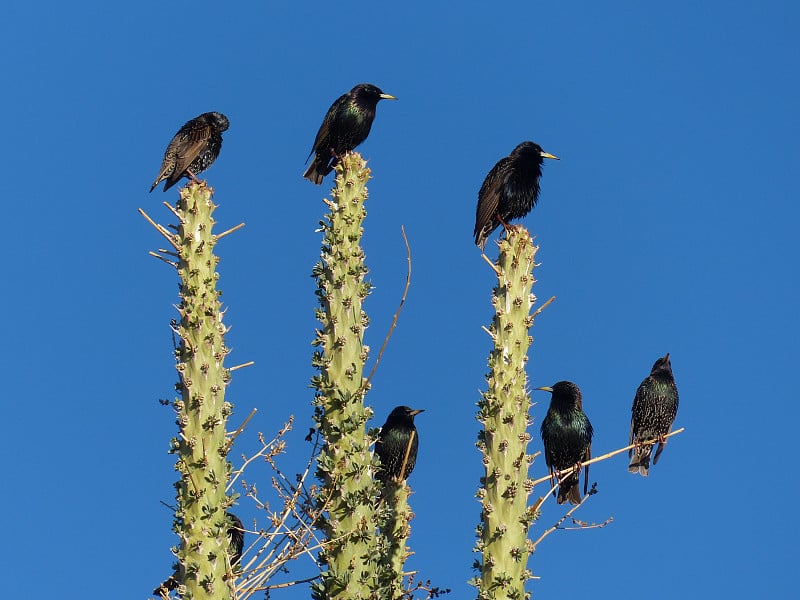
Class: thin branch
530,427,685,488
530,485,596,550
161,201,184,223
480,252,501,274
530,295,556,319
216,222,246,239
148,251,178,268
228,360,255,372
364,225,412,388
226,408,257,450
138,207,179,249
397,430,417,483
258,575,321,591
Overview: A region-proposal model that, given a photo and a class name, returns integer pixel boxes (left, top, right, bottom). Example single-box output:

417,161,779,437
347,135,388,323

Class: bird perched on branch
374,406,423,483
303,83,397,184
629,353,679,476
538,381,593,505
150,111,229,192
474,141,559,249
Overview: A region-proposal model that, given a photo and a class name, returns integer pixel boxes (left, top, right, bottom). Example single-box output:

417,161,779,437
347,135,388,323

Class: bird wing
307,92,348,162
306,116,330,163
474,160,506,236
172,121,213,176
540,421,558,493
629,382,645,456
583,442,591,496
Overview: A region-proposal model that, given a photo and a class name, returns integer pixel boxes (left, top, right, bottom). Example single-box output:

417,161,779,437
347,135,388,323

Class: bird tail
303,155,328,185
474,221,498,251
149,174,164,193
557,473,581,505
628,444,653,477
150,169,180,193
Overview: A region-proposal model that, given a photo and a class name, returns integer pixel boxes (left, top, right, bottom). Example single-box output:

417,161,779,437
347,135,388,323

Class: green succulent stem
168,182,236,600
310,153,378,600
475,227,538,600
378,482,414,600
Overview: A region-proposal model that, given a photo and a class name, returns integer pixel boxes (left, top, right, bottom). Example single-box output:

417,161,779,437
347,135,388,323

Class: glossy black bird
153,511,245,596
374,406,423,483
629,353,679,476
150,111,229,192
303,83,397,184
538,381,593,505
226,512,245,568
474,141,559,250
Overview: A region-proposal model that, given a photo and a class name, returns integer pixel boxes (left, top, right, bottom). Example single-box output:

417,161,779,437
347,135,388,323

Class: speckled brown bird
150,111,229,192
629,353,679,476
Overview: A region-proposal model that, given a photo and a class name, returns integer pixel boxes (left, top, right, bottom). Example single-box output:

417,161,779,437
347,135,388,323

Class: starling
226,512,245,568
629,353,679,476
150,111,230,192
374,406,423,483
153,511,245,596
303,83,397,184
474,141,559,250
538,381,594,505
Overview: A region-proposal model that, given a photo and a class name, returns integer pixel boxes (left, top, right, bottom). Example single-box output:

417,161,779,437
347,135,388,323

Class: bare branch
216,222,246,239
138,207,179,249
530,295,556,319
228,361,255,372
531,427,685,489
480,251,501,274
364,224,412,388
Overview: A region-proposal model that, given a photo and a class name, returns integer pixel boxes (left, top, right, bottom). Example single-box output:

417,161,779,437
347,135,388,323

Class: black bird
374,406,423,483
150,111,229,192
474,141,559,250
629,353,679,476
153,511,245,596
226,512,245,568
303,83,397,184
538,381,594,505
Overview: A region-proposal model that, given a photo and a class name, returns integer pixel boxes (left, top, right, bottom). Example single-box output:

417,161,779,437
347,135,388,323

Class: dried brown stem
531,295,556,319
216,222,246,239
138,207,179,249
148,251,178,268
364,224,412,389
480,251,501,274
228,360,255,372
531,427,685,488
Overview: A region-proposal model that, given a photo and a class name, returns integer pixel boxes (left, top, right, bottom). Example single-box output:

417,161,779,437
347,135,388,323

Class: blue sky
2,1,798,598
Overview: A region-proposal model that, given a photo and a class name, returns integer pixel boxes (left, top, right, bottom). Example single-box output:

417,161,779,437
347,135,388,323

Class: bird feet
496,213,512,232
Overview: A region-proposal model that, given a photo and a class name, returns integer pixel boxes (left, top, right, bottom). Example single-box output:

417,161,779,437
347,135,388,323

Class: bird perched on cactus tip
538,381,593,505
303,83,397,184
375,406,423,484
474,141,559,250
629,353,679,476
150,111,229,192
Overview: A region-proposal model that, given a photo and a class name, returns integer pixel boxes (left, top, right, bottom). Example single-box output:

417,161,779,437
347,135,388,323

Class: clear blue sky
2,2,798,598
